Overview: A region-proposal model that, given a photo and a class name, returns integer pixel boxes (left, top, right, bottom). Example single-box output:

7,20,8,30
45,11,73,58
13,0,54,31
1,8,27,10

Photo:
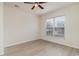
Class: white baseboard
5,38,79,49
5,39,38,48
42,38,79,49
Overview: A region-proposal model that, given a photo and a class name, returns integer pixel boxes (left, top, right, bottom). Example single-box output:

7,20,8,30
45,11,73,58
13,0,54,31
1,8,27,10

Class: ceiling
5,2,75,15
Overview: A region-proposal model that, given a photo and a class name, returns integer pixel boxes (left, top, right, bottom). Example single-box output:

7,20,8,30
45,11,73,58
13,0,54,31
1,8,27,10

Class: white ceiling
5,2,75,15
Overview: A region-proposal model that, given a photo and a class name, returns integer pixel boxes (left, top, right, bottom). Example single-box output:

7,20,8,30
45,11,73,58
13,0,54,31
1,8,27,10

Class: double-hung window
46,16,65,37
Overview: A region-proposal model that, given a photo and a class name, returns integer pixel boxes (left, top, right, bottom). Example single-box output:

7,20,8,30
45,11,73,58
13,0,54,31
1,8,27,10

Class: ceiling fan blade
24,2,47,4
38,5,44,9
31,5,35,10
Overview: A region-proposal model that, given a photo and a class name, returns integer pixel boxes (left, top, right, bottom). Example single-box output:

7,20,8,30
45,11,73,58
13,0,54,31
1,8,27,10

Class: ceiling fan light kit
35,4,38,7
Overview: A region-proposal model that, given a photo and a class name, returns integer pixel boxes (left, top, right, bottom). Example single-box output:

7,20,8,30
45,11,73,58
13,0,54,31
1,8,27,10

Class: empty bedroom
0,2,79,56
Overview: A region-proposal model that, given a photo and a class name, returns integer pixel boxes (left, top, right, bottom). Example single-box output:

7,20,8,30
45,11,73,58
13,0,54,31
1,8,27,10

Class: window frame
46,15,65,37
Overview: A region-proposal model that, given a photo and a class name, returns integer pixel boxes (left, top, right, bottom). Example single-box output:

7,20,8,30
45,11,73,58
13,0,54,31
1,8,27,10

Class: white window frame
46,15,65,37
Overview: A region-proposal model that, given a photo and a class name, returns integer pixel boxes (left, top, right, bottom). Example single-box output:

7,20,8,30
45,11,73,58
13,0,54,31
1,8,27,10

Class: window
46,16,65,37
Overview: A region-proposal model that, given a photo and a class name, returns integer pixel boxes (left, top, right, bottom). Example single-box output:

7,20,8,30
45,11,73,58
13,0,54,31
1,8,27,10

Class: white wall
40,3,79,49
4,4,39,47
0,2,4,55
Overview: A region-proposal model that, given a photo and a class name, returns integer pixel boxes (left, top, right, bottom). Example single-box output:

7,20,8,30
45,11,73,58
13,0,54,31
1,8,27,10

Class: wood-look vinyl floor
4,39,79,56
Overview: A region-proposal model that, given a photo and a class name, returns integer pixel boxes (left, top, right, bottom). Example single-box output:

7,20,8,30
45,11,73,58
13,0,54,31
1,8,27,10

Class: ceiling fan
24,2,47,10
